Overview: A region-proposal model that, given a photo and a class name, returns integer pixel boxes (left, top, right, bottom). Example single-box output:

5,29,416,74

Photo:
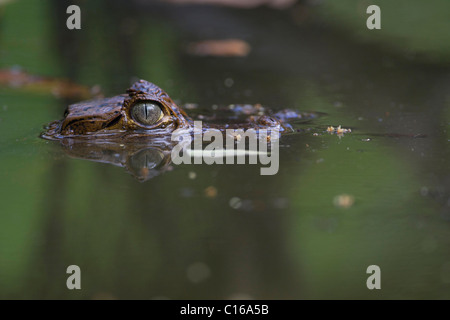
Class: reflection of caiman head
40,80,191,181
42,80,322,181
59,139,174,182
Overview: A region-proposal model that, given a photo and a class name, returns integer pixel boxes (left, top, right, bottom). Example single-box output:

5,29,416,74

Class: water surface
0,0,449,299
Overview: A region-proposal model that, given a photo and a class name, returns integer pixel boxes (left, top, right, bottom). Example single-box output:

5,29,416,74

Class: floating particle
336,125,351,134
229,197,242,209
188,171,197,179
204,186,218,198
333,194,355,209
327,125,351,135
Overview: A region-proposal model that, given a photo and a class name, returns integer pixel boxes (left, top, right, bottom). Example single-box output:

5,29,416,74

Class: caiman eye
131,102,163,126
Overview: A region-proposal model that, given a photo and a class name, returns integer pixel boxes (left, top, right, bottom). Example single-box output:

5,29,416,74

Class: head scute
127,80,170,101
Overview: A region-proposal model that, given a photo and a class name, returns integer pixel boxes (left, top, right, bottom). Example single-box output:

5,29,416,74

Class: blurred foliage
317,0,450,64
0,0,61,74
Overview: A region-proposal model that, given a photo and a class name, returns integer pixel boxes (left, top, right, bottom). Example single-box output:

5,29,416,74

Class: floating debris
333,194,355,209
188,171,197,179
327,125,352,136
0,67,101,99
187,39,251,57
204,186,218,198
229,197,242,209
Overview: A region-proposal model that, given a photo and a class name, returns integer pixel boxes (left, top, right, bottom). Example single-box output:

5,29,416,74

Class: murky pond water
0,0,449,299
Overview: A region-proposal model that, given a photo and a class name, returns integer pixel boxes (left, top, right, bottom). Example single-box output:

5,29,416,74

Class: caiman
41,80,321,181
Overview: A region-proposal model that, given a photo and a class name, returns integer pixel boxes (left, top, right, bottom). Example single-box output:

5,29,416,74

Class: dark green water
0,0,449,299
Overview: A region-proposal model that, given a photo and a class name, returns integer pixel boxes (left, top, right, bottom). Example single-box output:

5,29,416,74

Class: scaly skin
41,80,320,181
41,80,293,142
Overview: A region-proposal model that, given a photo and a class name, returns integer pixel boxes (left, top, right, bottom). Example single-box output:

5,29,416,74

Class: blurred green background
0,0,449,299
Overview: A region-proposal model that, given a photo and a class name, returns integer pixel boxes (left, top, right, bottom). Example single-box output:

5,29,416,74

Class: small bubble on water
229,197,242,209
188,171,197,179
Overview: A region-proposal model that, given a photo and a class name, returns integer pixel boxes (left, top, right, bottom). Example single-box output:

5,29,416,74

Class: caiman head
42,80,191,140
